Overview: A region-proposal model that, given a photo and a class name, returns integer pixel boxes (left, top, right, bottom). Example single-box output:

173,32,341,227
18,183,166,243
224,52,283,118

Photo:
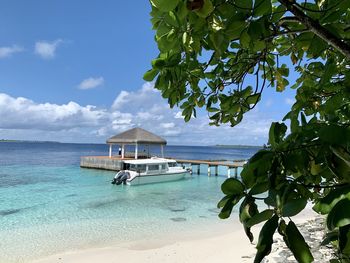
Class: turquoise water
0,143,257,262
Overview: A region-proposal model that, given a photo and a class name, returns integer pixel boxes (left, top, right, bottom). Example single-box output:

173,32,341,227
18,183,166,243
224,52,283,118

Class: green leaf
240,29,250,48
318,125,350,144
152,58,166,68
253,0,272,17
313,185,350,214
210,31,227,54
207,107,219,112
327,199,350,230
150,0,180,12
195,0,214,18
236,0,253,10
282,198,307,217
226,21,247,40
246,209,274,227
240,197,258,223
218,196,235,219
277,66,289,77
221,178,245,195
268,122,287,147
321,230,338,246
244,225,254,243
339,225,350,256
218,195,244,219
249,182,269,195
241,150,274,188
254,215,279,263
331,146,350,168
285,221,314,263
143,68,159,81
217,195,231,208
218,195,243,219
246,93,261,105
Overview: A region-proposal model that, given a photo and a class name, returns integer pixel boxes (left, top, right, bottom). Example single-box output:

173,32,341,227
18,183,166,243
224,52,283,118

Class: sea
0,142,260,262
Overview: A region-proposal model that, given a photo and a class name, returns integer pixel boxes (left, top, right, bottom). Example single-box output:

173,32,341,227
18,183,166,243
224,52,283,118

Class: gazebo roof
106,127,167,145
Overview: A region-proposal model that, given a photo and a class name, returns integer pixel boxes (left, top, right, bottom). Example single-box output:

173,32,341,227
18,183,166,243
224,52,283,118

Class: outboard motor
111,171,130,185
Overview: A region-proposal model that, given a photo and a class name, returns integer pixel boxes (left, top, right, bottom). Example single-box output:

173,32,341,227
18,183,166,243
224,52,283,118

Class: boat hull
127,171,189,185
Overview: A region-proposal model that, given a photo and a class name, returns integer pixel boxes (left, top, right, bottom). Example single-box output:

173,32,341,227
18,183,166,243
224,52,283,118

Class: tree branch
278,0,350,59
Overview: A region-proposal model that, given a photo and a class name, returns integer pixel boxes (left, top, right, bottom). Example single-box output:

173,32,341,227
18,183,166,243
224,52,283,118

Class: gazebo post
109,144,112,158
161,145,164,158
135,143,138,159
121,144,125,159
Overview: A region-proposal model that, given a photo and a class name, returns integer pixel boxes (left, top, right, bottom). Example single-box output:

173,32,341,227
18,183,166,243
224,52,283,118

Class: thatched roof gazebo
106,127,167,159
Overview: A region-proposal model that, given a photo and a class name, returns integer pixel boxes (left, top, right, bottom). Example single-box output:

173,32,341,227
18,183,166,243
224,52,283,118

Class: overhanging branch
278,0,350,59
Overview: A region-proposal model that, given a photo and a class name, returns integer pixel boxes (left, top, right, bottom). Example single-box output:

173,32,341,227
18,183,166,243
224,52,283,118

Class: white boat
111,158,190,186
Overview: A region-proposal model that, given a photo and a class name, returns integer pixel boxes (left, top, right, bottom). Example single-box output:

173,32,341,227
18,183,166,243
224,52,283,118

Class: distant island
0,139,61,143
215,144,263,149
0,139,19,142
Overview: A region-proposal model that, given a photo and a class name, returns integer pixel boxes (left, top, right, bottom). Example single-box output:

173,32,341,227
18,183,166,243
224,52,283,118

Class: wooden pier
80,156,127,171
80,156,246,177
175,159,245,178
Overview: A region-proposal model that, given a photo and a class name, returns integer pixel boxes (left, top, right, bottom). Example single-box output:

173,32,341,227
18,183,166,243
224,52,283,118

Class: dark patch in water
0,202,48,217
0,174,64,188
0,208,21,216
199,215,207,218
168,206,186,212
208,208,220,213
65,194,77,197
84,198,123,209
170,217,187,222
151,192,165,196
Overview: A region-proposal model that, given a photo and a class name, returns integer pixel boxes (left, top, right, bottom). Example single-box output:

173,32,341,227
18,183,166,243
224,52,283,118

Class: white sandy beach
33,207,333,263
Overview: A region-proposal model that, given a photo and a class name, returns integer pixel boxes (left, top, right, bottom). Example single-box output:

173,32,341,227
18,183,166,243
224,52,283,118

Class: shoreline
32,208,333,263
32,218,257,263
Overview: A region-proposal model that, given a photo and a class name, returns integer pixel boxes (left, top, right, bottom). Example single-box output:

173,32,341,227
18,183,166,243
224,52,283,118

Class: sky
0,1,297,146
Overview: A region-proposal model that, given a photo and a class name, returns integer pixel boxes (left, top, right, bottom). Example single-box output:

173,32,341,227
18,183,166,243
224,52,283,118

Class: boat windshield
168,162,178,167
129,164,146,172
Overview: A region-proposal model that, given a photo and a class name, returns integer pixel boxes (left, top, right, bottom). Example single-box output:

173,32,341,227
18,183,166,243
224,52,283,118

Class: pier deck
80,156,246,177
175,159,245,177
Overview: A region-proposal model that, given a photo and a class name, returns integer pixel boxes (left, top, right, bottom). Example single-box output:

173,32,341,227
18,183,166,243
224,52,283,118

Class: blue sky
0,1,296,145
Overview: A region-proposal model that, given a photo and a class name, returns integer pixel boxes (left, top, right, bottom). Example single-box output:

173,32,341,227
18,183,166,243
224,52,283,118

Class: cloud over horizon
0,45,24,58
34,39,63,59
0,83,275,145
78,77,104,90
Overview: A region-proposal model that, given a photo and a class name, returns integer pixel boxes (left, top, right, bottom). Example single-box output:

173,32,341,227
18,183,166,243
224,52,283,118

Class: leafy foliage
147,0,350,261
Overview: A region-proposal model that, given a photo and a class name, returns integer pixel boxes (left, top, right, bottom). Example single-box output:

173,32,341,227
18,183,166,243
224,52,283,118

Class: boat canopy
123,158,176,165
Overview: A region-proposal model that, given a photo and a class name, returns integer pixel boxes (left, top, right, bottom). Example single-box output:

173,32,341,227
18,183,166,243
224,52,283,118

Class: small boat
111,158,190,186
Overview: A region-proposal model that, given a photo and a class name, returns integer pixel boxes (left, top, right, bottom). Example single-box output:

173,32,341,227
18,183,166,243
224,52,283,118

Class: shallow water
0,142,258,262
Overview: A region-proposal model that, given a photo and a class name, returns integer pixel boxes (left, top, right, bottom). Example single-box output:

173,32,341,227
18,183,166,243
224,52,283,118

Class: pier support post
215,166,218,176
121,144,125,159
227,168,231,178
109,144,112,158
235,167,238,178
197,165,200,175
208,165,211,177
135,143,138,159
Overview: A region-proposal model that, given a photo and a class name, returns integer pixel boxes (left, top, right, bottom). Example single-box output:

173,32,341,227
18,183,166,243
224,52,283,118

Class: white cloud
0,93,108,131
0,45,24,58
0,83,279,145
285,98,295,105
265,99,273,107
161,122,175,129
112,82,158,111
174,111,183,119
34,39,63,59
78,77,104,90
